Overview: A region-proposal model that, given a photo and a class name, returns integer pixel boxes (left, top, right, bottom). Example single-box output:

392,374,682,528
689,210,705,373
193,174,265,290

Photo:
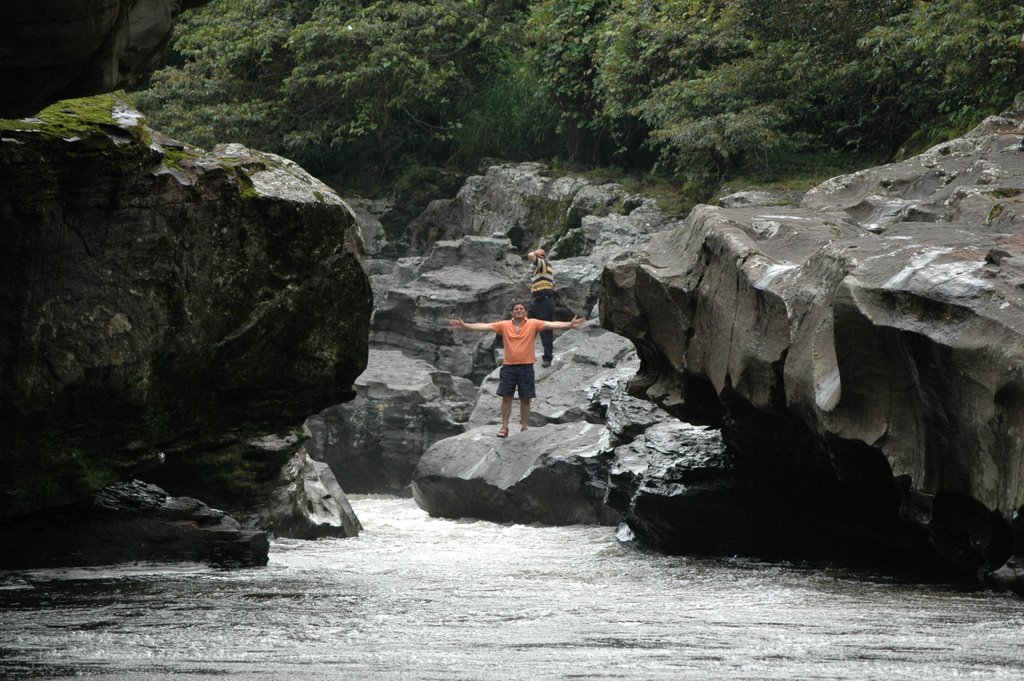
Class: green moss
7,432,157,516
139,428,307,514
523,193,575,246
0,94,118,135
235,168,260,199
551,228,589,257
608,175,697,217
0,93,155,178
161,146,202,170
987,203,1005,224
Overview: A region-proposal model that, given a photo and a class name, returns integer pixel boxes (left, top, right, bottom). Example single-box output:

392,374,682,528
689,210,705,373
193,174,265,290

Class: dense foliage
135,0,1024,193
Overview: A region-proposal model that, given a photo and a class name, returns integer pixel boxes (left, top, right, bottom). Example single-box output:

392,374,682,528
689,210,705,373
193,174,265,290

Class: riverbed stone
258,451,362,540
411,422,619,525
0,480,269,569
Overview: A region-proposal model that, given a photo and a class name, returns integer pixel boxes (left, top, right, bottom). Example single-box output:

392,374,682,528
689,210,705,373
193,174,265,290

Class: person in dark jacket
527,247,555,367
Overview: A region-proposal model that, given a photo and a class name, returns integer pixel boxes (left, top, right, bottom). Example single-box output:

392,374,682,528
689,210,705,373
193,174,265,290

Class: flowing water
1,495,1023,680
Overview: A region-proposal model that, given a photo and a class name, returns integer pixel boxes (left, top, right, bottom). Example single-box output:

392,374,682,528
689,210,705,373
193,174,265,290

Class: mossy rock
0,96,371,517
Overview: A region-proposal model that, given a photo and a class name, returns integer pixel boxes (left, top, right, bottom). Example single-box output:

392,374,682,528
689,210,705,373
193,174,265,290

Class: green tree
859,1,1024,144
137,0,539,185
525,0,619,162
136,0,1024,193
135,0,309,152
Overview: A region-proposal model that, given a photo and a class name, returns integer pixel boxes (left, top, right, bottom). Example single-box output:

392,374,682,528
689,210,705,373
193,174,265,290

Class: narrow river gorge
2,496,1022,680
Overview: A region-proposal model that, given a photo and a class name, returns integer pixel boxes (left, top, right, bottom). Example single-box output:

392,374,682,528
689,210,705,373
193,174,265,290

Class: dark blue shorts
497,363,536,398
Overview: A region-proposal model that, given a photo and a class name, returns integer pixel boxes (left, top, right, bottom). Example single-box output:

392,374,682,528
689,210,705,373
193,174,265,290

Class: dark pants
529,292,555,361
497,363,536,398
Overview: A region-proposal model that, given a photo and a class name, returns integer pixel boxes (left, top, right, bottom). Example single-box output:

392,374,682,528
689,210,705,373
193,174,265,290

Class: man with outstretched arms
451,301,585,438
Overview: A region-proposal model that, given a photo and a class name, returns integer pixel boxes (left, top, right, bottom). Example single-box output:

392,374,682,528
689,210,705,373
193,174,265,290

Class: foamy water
1,496,1022,680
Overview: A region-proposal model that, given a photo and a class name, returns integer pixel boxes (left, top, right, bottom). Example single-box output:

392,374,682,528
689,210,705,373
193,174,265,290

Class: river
1,495,1022,680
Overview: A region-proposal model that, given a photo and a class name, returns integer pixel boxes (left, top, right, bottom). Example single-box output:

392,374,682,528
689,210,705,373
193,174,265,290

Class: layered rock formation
601,112,1024,591
368,163,669,381
0,97,371,519
0,0,211,118
304,349,476,493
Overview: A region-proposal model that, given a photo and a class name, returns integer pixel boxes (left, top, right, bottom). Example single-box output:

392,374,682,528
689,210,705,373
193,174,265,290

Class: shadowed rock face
304,349,476,494
600,112,1024,589
0,99,371,517
0,480,269,569
0,0,212,118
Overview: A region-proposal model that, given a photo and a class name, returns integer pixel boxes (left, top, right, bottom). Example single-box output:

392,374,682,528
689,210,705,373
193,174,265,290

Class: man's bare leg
519,398,531,431
501,395,513,431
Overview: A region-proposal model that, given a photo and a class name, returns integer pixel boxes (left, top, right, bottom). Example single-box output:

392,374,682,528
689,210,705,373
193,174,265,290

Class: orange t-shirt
491,318,547,365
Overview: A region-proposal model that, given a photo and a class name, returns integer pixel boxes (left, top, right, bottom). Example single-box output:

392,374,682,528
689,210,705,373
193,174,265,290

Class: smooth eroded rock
411,422,619,525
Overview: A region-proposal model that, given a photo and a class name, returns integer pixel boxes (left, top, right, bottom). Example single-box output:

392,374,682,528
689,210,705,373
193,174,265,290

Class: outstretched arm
542,315,586,331
450,318,495,332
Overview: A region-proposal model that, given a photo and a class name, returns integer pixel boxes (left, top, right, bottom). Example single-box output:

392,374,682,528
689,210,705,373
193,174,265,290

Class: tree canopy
135,0,1024,194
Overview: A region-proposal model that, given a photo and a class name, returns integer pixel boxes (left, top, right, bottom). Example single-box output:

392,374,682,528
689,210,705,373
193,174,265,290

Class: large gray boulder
304,349,476,493
406,162,624,252
0,99,371,517
411,422,619,525
0,0,212,117
600,112,1024,588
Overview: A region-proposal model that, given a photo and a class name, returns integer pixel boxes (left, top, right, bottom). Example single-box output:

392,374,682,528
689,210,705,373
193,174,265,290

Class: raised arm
450,318,495,332
542,315,586,331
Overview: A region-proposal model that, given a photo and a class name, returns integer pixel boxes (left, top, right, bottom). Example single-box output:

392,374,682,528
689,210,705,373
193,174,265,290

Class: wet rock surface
411,422,618,526
258,452,362,540
0,480,269,569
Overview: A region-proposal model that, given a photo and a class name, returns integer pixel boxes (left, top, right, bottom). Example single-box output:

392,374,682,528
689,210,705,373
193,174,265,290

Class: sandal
496,426,509,438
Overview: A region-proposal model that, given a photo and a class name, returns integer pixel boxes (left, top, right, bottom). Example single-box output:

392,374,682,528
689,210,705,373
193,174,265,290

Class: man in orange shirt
451,301,585,438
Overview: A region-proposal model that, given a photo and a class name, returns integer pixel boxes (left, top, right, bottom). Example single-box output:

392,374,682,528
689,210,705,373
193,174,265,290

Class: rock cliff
0,0,211,118
0,97,371,518
601,112,1024,589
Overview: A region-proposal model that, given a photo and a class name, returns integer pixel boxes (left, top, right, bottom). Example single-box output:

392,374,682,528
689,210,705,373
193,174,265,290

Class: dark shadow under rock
607,421,963,577
0,480,268,569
